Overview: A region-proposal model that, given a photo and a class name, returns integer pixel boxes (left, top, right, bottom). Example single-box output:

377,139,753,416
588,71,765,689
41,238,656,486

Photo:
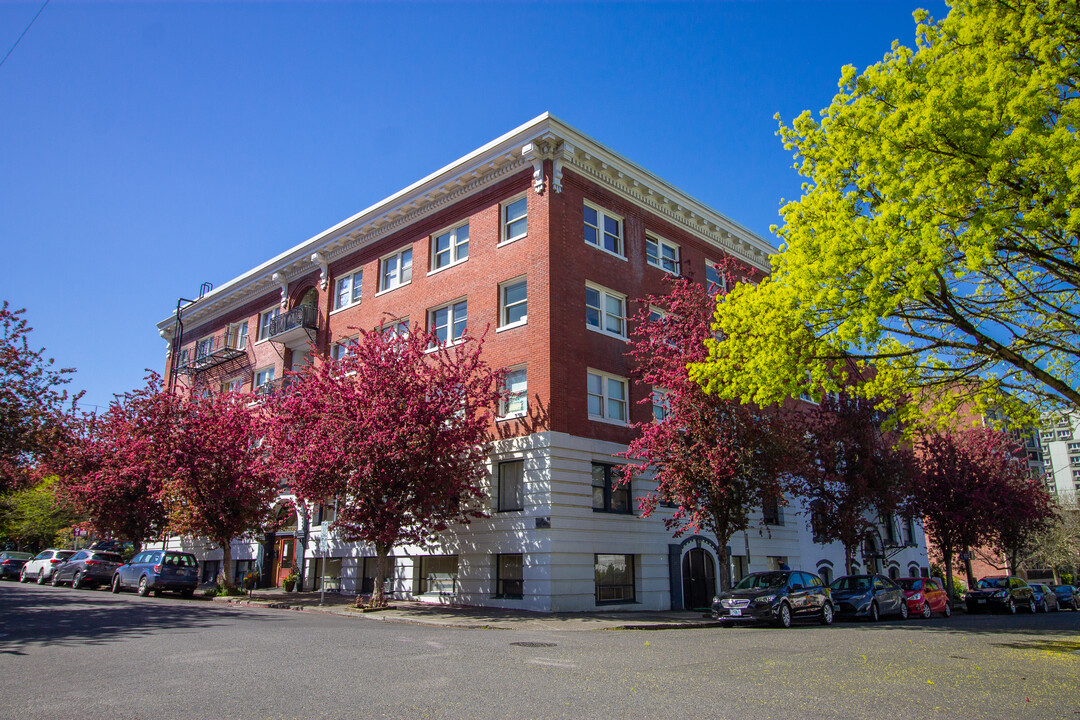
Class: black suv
965,576,1036,614
712,570,834,628
51,549,124,589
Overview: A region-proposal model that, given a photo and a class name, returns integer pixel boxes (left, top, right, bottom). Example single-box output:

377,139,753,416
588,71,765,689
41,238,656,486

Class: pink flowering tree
265,326,502,607
907,427,1053,601
162,389,279,589
795,393,915,575
54,375,171,553
621,267,801,591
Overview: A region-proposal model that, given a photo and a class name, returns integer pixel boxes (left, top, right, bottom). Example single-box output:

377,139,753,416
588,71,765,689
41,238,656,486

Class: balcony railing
253,376,298,400
177,337,247,375
268,304,319,345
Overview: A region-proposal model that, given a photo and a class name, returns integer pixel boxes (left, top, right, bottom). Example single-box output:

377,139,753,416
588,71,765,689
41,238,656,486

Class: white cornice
158,113,776,336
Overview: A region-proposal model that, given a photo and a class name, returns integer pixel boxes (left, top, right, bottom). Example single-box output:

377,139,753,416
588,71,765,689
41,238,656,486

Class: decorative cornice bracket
271,272,288,309
521,142,546,194
310,252,329,291
553,142,575,193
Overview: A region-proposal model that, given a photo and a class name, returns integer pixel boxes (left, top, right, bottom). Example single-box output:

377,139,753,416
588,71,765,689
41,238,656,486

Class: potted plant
283,570,299,592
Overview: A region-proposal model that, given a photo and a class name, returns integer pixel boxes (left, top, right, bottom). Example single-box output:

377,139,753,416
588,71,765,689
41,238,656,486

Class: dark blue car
111,550,199,598
1052,585,1078,611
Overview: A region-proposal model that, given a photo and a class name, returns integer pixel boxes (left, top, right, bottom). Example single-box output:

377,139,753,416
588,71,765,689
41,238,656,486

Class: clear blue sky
0,0,949,413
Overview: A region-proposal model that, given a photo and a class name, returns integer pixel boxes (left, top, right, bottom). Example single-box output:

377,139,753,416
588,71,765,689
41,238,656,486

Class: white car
19,549,76,584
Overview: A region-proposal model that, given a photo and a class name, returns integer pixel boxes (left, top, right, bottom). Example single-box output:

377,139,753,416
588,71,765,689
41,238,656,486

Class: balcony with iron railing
268,304,319,347
177,335,248,375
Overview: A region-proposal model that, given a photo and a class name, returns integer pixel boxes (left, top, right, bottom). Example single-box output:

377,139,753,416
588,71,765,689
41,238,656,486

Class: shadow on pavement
0,584,285,654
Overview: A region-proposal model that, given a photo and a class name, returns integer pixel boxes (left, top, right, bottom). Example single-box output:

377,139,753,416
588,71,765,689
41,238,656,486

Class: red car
896,577,952,618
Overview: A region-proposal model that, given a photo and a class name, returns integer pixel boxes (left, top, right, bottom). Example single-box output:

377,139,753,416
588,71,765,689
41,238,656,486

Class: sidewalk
211,589,723,631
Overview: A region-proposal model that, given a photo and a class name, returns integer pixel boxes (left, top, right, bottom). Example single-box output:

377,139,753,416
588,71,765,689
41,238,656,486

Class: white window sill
427,258,468,277
496,412,527,422
496,320,527,333
424,339,465,354
375,282,410,298
499,234,527,247
646,261,681,276
585,242,628,262
588,415,628,427
329,303,360,316
586,325,628,342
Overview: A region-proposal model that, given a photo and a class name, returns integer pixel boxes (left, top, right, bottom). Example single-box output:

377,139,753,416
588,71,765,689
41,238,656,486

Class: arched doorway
267,504,298,588
682,548,716,610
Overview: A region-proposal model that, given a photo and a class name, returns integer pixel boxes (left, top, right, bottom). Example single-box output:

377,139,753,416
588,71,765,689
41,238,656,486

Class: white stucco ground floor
147,431,930,613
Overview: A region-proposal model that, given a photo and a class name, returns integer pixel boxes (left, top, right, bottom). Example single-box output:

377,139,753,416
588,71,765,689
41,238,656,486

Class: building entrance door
273,536,295,587
682,548,716,610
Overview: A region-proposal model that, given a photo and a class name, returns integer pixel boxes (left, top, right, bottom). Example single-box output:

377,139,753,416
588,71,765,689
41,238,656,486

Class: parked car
111,550,199,598
50,549,124,589
830,574,909,621
1029,583,1060,613
0,551,33,580
1052,585,1079,611
712,570,834,628
896,576,952,618
965,576,1036,614
19,549,75,584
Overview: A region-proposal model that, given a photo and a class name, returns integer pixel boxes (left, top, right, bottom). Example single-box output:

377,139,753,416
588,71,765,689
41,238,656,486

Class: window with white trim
258,307,280,341
331,334,359,361
497,460,524,512
499,366,527,419
431,222,469,271
592,464,631,514
379,247,413,292
429,299,467,345
646,235,680,274
706,260,725,296
334,269,363,310
226,321,248,350
651,388,670,422
502,195,527,243
499,278,527,328
585,284,626,339
254,366,275,389
195,336,214,359
583,202,623,256
587,370,628,424
380,317,410,338
495,553,523,599
221,377,244,394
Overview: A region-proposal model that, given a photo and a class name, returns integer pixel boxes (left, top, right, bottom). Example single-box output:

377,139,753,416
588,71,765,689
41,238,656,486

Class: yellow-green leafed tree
692,0,1080,427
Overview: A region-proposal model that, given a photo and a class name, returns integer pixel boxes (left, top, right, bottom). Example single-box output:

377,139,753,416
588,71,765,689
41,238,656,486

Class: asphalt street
1,582,1078,720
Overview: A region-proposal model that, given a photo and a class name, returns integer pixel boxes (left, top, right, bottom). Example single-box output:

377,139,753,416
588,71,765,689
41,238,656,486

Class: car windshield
978,578,1009,589
734,572,788,590
831,576,872,592
896,578,923,591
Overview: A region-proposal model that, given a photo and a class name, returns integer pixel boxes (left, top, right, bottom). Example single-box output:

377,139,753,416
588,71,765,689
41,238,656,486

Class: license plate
977,599,986,604
729,608,741,617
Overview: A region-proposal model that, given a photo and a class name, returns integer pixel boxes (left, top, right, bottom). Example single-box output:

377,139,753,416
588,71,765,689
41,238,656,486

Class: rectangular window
360,556,392,596
499,278,527,328
706,260,724,296
497,459,524,512
495,554,523,599
591,463,630,513
502,196,527,243
651,388,670,422
379,247,413,292
418,555,458,595
584,202,623,256
379,317,410,338
595,554,635,604
221,377,244,394
226,321,248,350
334,269,363,310
258,307,280,341
429,299,468,345
763,496,783,525
645,235,680,274
587,370,628,424
431,223,469,271
500,367,527,420
585,284,626,339
254,366,275,389
331,334,359,361
195,336,214,359
732,555,749,584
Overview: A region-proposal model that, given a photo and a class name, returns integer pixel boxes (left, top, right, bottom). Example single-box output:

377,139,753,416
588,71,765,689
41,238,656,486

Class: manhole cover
511,641,557,648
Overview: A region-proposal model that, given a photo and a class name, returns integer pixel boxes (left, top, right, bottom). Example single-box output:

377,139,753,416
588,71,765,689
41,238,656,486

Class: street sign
318,521,330,554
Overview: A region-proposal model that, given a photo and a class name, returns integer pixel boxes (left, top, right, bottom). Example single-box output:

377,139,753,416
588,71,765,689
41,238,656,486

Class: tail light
153,564,162,573
85,560,101,566
49,559,62,564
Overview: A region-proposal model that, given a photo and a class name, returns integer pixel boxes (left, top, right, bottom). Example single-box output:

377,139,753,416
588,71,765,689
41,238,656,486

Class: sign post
318,521,329,606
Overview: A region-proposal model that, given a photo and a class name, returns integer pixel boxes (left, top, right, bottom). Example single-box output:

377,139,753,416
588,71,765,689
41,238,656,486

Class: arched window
888,565,900,580
817,565,833,585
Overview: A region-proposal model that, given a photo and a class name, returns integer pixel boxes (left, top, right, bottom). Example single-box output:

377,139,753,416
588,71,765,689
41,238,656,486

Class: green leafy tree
692,0,1080,425
0,476,80,551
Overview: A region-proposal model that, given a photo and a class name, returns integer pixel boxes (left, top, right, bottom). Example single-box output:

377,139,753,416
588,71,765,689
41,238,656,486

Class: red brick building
156,114,928,611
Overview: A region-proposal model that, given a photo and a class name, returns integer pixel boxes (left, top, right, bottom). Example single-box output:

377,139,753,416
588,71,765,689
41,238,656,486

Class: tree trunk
963,548,976,588
943,548,956,605
844,545,856,576
369,542,390,608
219,540,233,589
131,539,142,555
716,542,730,592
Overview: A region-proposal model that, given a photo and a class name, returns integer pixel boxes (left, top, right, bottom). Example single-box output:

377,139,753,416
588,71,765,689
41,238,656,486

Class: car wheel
1040,600,1048,613
51,570,62,586
111,575,122,594
899,601,909,620
19,567,28,583
869,602,880,622
72,571,83,590
775,602,792,629
943,602,952,618
137,576,150,597
820,602,834,626
1006,599,1017,614
1073,600,1078,612
37,569,45,585
921,602,932,619
1028,599,1037,614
